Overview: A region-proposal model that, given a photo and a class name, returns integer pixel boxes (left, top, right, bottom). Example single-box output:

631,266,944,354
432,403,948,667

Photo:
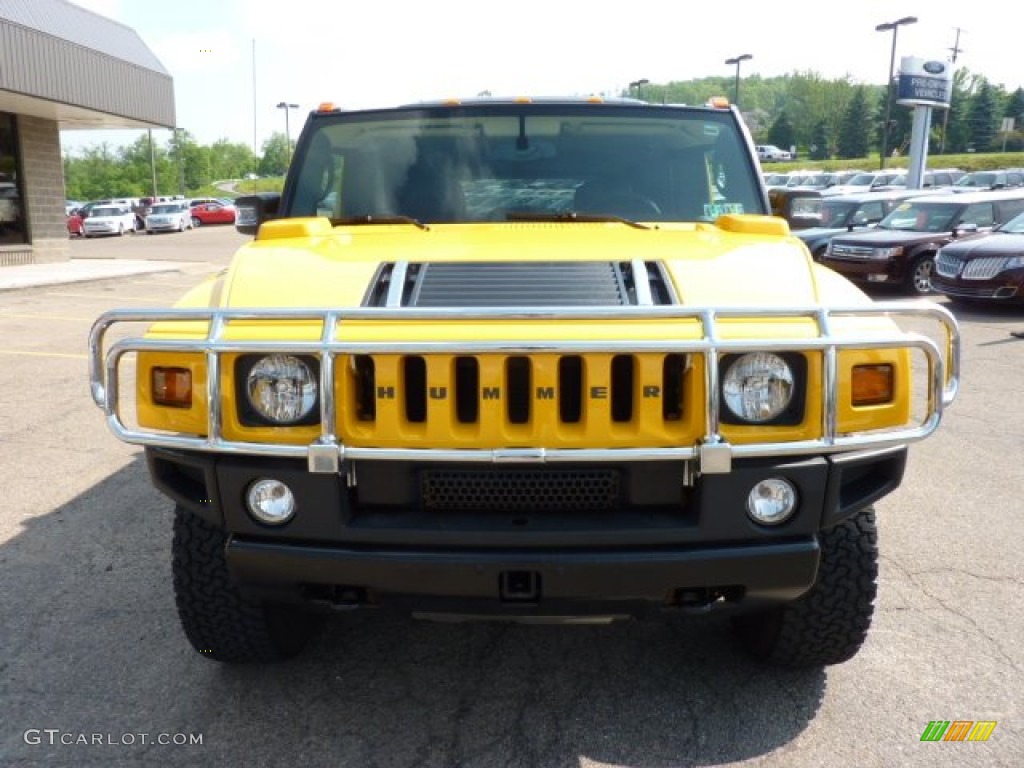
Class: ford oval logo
924,61,946,75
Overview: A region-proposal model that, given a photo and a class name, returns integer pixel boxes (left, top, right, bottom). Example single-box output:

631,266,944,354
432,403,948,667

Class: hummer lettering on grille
372,384,666,401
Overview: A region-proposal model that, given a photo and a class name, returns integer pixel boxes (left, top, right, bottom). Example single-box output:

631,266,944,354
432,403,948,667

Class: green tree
767,111,795,154
967,80,998,151
258,132,290,176
836,87,871,159
809,120,830,160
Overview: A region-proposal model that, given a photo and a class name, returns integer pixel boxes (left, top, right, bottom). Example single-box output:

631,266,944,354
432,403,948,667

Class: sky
59,0,1019,155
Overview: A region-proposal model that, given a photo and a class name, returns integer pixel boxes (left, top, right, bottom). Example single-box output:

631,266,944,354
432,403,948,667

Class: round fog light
747,478,797,526
246,479,296,525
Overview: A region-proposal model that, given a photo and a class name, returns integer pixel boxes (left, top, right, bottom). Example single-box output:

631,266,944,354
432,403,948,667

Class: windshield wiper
329,215,429,230
505,211,651,230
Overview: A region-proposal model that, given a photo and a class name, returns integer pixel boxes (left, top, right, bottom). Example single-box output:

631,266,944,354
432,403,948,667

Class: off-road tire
172,505,319,663
732,506,878,667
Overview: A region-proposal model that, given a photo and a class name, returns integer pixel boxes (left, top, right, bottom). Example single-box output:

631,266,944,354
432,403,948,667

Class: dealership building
0,0,174,265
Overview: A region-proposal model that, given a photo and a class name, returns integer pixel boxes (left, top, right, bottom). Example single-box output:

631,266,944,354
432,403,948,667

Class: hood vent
364,261,676,307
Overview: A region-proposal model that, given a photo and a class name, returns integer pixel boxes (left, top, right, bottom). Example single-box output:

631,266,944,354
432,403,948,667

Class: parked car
67,210,84,237
952,169,1024,191
875,169,965,191
145,203,193,234
932,209,1024,304
821,189,1024,295
189,201,237,226
823,170,907,197
796,189,944,261
0,181,20,230
82,205,137,237
762,172,793,189
188,197,235,208
768,187,821,230
756,144,791,162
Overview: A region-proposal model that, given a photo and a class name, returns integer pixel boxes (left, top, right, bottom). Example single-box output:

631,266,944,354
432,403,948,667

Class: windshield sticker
704,203,745,218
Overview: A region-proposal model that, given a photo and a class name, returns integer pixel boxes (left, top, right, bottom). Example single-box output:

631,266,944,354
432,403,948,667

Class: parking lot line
44,292,169,302
0,312,92,322
0,349,88,360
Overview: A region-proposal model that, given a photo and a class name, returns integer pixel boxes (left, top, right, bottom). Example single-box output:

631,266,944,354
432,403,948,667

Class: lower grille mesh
421,469,621,513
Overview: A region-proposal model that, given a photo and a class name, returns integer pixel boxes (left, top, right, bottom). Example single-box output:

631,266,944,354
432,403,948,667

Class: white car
82,205,137,237
145,203,193,234
756,144,792,162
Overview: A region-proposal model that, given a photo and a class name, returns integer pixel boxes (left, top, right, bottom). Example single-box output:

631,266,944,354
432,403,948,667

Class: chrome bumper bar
88,301,960,474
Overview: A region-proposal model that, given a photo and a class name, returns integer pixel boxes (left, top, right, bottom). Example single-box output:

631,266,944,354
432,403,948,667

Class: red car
189,201,236,227
67,211,84,237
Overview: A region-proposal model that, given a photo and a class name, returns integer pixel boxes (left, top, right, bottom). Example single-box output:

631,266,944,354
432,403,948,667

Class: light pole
876,16,917,169
724,54,753,107
628,79,650,101
276,101,300,166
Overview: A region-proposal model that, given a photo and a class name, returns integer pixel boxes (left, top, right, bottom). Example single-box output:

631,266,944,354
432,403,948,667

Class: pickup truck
89,97,959,667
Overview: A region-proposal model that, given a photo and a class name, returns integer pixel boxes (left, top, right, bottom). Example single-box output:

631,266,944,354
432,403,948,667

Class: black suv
821,190,1024,294
796,189,943,261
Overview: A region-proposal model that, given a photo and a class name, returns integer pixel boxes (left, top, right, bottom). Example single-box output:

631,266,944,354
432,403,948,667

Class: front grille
421,469,621,512
935,251,962,277
830,244,876,259
931,278,1000,298
347,352,688,432
962,257,1009,280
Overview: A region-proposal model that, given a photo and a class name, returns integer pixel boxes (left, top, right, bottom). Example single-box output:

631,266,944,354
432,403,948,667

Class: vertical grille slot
506,357,531,424
404,356,427,423
662,354,685,421
611,355,635,422
558,356,583,423
454,356,479,424
354,355,376,421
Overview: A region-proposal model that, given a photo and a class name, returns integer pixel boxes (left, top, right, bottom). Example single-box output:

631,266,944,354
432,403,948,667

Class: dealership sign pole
897,57,954,189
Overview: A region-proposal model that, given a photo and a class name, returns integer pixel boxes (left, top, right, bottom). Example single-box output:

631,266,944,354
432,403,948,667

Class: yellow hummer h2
89,98,959,666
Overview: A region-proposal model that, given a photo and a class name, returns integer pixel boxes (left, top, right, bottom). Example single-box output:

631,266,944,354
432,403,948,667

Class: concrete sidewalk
0,258,187,292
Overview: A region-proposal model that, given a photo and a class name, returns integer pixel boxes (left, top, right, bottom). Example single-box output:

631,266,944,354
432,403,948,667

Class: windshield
878,201,959,232
996,211,1024,233
151,204,180,214
845,173,877,186
92,207,121,217
955,172,995,188
819,200,858,227
285,103,765,224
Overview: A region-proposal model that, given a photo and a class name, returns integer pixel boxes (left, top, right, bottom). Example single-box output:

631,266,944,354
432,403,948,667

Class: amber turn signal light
851,364,894,406
152,367,192,408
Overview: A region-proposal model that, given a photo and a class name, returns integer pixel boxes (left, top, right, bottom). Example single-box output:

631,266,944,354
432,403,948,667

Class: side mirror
953,222,978,237
235,193,280,236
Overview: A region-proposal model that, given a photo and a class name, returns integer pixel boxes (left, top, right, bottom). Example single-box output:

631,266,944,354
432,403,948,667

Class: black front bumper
225,536,820,616
147,445,906,614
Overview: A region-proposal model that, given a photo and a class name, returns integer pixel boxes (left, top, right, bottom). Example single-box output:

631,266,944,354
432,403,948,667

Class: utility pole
148,129,158,198
939,27,965,154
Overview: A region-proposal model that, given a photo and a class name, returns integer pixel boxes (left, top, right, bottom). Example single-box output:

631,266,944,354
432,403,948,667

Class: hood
939,231,1024,259
215,218,824,309
830,228,949,248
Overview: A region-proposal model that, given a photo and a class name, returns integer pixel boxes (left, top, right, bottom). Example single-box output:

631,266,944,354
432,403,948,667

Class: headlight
873,246,904,260
1004,255,1024,270
722,353,795,423
245,355,318,424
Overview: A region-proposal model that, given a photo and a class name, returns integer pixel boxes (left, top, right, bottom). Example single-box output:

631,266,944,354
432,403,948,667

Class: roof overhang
0,5,175,130
0,87,171,131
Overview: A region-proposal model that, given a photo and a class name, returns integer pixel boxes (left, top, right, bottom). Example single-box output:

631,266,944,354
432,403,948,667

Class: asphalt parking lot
1,226,1022,767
